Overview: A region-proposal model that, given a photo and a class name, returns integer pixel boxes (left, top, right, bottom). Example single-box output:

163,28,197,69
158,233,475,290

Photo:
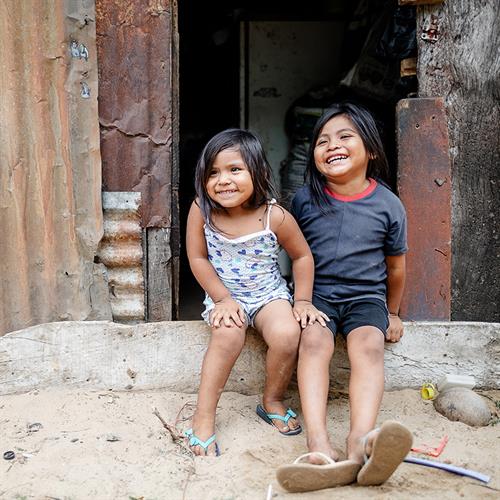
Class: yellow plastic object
421,382,437,400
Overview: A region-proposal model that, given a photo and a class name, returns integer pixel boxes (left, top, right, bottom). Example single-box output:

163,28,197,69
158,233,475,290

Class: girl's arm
273,207,329,328
385,254,406,342
186,201,245,327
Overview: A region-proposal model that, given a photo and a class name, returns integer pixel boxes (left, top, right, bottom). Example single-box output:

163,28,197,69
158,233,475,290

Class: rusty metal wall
95,0,173,228
397,98,452,320
0,0,112,336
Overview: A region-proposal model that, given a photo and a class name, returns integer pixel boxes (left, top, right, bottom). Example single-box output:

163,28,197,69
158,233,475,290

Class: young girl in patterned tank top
185,128,328,456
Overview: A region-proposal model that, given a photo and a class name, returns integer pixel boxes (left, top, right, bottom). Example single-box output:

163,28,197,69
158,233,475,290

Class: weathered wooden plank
147,228,172,321
1,321,498,395
417,0,500,321
171,0,180,318
397,98,451,320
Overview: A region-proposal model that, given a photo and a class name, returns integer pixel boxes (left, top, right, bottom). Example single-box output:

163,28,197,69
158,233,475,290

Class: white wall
241,21,344,189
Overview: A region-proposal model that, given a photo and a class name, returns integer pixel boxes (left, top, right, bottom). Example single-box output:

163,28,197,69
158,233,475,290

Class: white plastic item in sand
437,374,476,392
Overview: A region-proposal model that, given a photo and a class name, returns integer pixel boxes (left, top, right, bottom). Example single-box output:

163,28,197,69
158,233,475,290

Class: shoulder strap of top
265,198,276,230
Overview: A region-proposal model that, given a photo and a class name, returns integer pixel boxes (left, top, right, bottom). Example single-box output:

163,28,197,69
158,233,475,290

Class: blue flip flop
184,428,220,456
256,404,302,436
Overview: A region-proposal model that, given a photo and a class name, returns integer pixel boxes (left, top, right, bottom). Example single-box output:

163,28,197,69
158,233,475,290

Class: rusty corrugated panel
97,192,145,322
0,0,112,336
397,97,451,320
95,0,173,228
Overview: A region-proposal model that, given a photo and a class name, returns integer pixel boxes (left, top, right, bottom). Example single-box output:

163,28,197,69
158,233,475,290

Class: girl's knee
348,329,384,364
211,326,245,354
299,324,334,357
266,323,301,356
359,344,384,366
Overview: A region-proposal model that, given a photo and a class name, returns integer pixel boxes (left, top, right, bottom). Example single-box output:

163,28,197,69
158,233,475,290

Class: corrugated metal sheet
97,192,145,322
0,0,111,335
95,0,173,228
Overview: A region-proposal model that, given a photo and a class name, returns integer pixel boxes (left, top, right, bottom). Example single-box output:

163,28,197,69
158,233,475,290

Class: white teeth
327,156,348,164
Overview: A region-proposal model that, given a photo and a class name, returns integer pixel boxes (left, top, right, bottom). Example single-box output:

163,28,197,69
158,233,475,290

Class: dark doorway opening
177,2,241,319
177,1,417,319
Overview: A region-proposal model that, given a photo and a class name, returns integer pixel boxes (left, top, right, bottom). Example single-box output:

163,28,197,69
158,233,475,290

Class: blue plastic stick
404,456,491,483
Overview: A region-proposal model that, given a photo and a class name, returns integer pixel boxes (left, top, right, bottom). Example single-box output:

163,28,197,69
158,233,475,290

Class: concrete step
0,320,498,395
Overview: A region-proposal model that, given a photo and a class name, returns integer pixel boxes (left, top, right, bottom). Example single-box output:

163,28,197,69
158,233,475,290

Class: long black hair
195,128,278,224
305,102,389,211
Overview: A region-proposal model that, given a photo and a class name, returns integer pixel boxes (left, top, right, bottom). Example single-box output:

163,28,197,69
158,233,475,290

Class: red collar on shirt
324,178,377,202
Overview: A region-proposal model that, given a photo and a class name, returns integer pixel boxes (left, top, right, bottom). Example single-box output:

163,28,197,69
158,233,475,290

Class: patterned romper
202,200,292,326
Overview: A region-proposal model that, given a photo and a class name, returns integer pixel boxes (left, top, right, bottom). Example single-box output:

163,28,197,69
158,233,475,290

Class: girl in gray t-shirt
277,103,412,492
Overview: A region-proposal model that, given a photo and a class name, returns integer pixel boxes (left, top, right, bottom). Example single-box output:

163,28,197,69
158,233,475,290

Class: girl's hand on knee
386,314,403,343
293,300,329,328
210,297,246,328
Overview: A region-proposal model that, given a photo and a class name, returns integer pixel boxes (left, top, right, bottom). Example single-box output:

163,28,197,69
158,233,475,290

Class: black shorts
312,296,389,338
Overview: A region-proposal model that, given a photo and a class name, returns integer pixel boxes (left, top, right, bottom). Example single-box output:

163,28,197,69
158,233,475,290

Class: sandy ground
1,387,499,500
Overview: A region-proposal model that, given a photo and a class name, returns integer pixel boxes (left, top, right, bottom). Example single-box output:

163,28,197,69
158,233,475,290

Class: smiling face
313,114,370,185
205,147,254,209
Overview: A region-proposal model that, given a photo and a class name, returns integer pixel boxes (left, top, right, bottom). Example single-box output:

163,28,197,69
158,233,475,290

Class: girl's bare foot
346,429,378,465
306,434,341,464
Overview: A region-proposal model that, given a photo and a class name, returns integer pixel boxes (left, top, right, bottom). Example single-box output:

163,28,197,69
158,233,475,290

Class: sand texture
1,388,499,499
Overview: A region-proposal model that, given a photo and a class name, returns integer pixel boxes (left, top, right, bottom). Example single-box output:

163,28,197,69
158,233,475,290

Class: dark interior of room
177,0,417,319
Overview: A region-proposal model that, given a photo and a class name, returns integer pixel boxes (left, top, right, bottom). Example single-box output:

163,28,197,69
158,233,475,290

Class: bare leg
191,323,246,456
254,300,301,432
345,326,385,464
297,323,339,462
